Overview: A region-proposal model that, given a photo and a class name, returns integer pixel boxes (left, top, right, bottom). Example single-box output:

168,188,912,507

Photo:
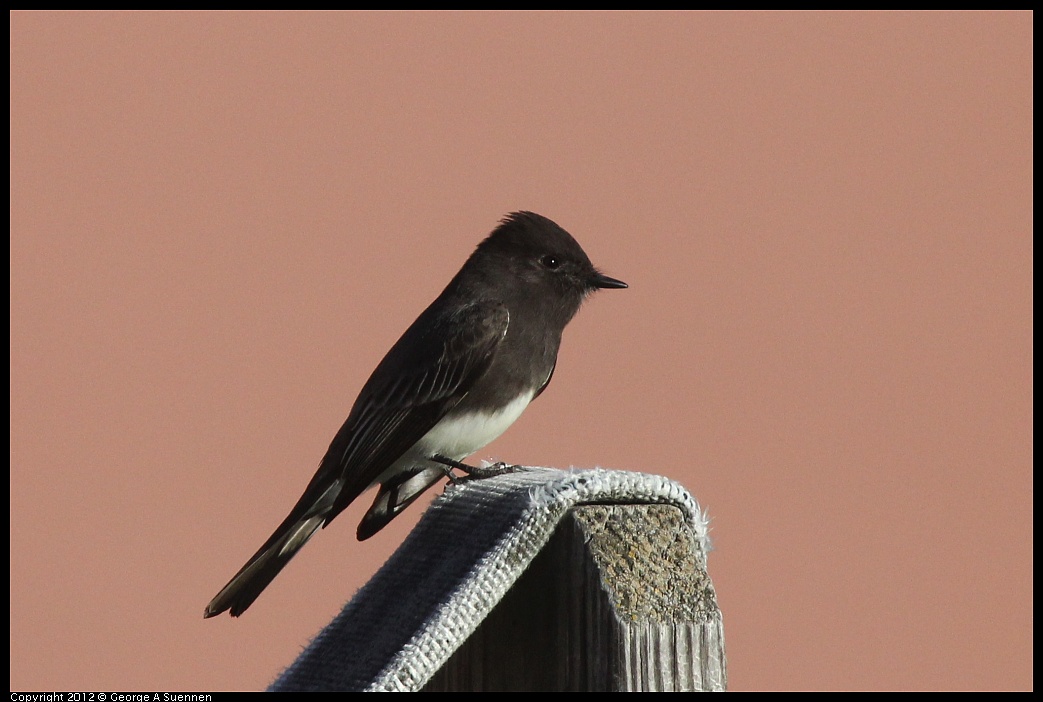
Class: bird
204,211,627,618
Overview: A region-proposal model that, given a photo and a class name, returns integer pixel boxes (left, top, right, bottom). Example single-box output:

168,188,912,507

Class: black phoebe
204,211,626,618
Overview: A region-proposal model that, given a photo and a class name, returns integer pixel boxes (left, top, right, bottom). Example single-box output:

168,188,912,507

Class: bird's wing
203,300,508,618
318,298,509,525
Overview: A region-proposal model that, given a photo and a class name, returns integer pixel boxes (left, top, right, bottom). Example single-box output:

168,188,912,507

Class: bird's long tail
204,464,445,617
204,512,326,618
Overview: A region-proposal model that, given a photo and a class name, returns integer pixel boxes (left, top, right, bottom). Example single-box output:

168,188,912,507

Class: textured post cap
270,467,723,692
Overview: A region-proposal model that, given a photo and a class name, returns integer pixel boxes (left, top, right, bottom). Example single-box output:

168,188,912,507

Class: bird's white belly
374,390,534,485
416,390,535,459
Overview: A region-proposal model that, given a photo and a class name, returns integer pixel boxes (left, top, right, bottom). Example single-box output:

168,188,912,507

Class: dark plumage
205,212,625,618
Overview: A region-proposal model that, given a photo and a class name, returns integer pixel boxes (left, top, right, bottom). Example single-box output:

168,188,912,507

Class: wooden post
270,468,725,692
424,504,726,691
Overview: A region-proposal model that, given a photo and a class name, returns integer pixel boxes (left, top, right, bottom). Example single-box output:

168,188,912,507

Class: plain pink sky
10,11,1032,691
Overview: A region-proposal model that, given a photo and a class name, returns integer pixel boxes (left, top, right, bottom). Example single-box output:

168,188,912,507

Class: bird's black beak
593,273,628,290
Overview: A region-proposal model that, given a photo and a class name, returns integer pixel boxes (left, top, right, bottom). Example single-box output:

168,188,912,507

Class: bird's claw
431,455,520,482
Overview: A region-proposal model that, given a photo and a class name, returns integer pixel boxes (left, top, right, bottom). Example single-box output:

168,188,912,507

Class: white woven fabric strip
270,467,710,692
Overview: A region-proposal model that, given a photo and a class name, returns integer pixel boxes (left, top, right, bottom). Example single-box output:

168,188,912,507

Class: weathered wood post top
270,467,726,692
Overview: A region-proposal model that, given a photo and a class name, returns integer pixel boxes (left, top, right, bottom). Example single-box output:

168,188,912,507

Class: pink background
10,12,1032,691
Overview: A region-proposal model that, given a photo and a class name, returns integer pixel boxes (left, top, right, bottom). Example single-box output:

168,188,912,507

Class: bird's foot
431,454,521,483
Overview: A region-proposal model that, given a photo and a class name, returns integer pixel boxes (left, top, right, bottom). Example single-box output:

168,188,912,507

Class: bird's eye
540,255,561,270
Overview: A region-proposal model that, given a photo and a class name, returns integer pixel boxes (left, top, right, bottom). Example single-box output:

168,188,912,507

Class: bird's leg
431,455,468,485
431,454,521,482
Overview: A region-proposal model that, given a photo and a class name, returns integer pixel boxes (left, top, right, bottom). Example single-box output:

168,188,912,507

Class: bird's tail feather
204,515,324,618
